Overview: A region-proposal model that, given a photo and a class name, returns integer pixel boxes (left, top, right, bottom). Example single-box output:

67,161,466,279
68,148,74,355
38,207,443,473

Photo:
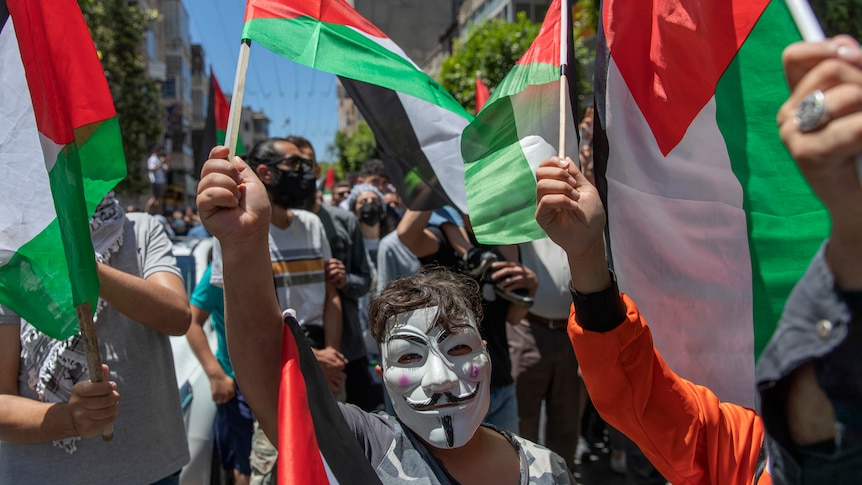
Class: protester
331,180,352,207
289,135,383,413
531,35,862,485
195,151,574,482
145,144,169,215
509,238,586,470
212,137,343,484
0,192,191,483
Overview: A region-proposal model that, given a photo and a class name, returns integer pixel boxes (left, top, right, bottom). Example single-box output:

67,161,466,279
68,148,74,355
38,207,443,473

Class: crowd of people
0,36,860,485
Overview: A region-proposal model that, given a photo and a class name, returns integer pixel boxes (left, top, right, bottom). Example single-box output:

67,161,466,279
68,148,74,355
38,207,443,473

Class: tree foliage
811,0,862,40
439,5,600,114
333,121,378,176
79,0,163,196
439,13,541,114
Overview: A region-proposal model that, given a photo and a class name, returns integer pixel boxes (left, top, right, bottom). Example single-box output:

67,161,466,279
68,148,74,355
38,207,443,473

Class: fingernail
837,45,862,61
558,158,568,168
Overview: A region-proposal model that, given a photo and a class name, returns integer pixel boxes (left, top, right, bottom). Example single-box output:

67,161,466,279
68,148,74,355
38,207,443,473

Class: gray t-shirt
340,404,574,484
0,212,190,484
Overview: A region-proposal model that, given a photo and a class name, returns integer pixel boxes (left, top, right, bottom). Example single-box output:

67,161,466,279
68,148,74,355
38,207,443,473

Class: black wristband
570,270,627,333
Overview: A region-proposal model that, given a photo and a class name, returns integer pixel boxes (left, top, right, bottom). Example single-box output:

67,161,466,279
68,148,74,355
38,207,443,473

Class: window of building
162,78,176,98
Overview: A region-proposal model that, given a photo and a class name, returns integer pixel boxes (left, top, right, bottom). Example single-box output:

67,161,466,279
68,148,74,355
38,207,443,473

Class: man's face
380,306,490,449
260,141,316,208
364,175,389,194
332,186,351,206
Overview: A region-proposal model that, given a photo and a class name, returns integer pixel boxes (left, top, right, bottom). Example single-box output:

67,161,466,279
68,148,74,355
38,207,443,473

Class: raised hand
777,35,862,217
535,157,605,258
197,146,272,247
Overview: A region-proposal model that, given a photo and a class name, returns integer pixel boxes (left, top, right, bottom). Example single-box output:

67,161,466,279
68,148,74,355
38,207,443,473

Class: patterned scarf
19,192,125,453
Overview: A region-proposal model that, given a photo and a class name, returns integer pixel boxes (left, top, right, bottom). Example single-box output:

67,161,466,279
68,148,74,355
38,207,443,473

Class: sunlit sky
184,0,340,161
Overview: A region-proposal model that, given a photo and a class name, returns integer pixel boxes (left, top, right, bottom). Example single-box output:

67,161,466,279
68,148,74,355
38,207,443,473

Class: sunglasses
335,190,350,197
267,155,313,171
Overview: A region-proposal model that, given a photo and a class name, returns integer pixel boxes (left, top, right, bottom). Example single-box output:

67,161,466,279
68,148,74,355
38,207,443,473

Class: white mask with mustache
381,306,491,448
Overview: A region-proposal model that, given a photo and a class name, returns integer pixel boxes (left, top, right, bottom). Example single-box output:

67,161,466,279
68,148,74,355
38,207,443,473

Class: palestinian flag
279,311,381,484
461,0,578,244
242,0,471,212
0,0,126,339
475,75,491,112
593,0,828,407
198,70,246,176
320,166,336,201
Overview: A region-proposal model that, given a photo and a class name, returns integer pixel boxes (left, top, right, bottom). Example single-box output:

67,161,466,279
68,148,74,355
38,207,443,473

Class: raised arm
535,156,764,484
197,146,282,442
762,35,862,451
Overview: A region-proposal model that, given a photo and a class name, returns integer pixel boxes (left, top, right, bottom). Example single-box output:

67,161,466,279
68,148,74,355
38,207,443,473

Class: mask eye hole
447,344,472,357
397,353,423,364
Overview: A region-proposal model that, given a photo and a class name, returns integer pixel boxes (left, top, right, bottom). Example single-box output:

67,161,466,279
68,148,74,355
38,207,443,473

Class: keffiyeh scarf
19,192,125,453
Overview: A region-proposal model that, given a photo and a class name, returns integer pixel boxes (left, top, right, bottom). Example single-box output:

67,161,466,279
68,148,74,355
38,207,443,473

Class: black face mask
358,201,383,226
267,165,317,209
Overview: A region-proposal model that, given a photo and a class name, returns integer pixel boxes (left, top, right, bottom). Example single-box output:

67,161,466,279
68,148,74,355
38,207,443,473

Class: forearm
572,293,762,483
0,396,76,443
827,222,862,290
222,236,283,440
323,282,342,349
97,264,190,335
186,320,225,380
396,210,437,257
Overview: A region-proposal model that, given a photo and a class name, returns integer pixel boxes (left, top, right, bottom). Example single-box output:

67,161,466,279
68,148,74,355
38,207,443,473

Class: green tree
333,121,378,176
79,0,163,196
439,13,540,114
811,0,862,39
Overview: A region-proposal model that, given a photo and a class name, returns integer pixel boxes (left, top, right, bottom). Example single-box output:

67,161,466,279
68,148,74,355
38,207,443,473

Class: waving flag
279,311,381,485
461,0,578,244
242,0,471,212
198,71,246,176
0,0,126,339
593,0,828,406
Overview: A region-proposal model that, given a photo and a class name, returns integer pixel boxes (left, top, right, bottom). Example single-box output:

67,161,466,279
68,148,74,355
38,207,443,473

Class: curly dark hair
369,267,483,344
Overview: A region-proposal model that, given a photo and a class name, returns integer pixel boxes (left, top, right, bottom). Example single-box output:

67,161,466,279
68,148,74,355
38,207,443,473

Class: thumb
209,145,230,161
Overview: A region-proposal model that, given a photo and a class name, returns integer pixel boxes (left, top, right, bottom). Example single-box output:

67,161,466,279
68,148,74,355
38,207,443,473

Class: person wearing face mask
347,183,395,265
196,146,574,484
213,138,345,484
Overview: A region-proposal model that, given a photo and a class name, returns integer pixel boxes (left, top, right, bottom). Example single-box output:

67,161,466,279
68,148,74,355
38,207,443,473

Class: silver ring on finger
795,90,828,132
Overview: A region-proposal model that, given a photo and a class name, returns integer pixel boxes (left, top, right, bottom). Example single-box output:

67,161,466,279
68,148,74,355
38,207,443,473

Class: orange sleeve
569,293,768,485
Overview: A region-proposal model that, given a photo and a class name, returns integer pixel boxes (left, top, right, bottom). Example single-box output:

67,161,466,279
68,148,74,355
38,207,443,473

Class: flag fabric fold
279,310,381,485
242,0,472,212
461,0,578,244
0,0,126,339
593,0,829,406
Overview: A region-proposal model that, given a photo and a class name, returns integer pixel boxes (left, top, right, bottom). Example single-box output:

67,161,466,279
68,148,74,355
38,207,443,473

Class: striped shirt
268,209,331,329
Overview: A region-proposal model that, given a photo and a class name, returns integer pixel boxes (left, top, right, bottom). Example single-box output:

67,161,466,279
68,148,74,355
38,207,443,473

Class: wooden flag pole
784,0,862,185
558,0,570,160
225,39,252,162
76,302,113,441
558,71,567,159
